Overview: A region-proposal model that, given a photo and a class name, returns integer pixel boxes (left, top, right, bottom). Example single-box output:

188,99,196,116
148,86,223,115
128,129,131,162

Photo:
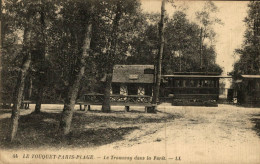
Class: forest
0,0,224,140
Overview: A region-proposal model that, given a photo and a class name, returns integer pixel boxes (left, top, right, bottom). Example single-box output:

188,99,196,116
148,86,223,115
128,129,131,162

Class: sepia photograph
0,0,260,163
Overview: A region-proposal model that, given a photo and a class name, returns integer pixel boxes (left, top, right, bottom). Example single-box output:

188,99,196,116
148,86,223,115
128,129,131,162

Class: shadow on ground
251,114,260,137
0,110,179,149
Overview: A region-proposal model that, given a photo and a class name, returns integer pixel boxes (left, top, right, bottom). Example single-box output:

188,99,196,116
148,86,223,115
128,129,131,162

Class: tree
1,1,22,108
163,11,202,73
0,0,2,104
3,0,59,141
10,19,33,142
2,0,41,141
233,1,260,75
58,0,94,136
101,0,124,113
152,0,166,110
195,1,223,70
98,0,141,112
33,0,47,113
126,13,160,65
126,9,222,75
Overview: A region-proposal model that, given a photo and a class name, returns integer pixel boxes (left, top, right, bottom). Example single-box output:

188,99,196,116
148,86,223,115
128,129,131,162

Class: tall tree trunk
34,3,46,113
0,0,2,107
0,0,2,49
101,73,112,112
10,27,32,141
101,0,122,113
152,0,165,109
199,27,203,70
179,51,182,72
28,75,33,99
59,15,93,136
34,78,44,113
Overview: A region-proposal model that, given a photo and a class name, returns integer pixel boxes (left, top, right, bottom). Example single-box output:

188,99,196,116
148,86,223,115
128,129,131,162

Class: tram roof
241,75,260,79
162,75,232,78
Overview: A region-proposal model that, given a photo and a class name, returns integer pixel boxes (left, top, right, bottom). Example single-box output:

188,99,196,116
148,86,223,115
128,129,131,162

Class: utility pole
0,0,2,107
199,27,203,70
152,0,166,112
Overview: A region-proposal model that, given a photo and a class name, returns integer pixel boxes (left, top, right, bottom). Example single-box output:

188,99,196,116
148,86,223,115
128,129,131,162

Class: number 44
175,156,181,160
13,154,18,158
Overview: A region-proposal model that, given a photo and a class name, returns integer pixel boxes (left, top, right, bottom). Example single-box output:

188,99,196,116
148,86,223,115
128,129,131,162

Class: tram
160,72,223,106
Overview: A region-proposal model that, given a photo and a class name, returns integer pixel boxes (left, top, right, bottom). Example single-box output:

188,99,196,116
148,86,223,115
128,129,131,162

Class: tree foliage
233,1,260,76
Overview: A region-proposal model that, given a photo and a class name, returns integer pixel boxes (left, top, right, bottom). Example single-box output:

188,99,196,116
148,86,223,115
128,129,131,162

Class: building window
120,85,128,95
138,87,145,95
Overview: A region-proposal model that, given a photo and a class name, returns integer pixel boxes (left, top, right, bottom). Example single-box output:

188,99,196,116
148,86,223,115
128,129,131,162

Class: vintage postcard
0,0,260,164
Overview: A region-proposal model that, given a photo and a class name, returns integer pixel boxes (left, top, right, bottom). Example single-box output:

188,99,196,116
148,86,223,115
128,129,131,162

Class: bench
77,94,156,113
76,101,156,112
0,100,32,109
0,101,12,109
21,100,32,109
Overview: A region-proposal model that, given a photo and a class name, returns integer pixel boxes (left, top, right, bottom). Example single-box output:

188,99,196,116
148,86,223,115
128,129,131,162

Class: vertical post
125,106,130,112
179,51,182,72
152,0,166,112
200,27,203,70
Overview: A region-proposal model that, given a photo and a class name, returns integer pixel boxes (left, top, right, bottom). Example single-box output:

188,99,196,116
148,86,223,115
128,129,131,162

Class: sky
141,0,249,75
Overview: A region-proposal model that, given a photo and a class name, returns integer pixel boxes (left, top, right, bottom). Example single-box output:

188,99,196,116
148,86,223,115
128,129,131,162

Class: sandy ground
1,104,260,164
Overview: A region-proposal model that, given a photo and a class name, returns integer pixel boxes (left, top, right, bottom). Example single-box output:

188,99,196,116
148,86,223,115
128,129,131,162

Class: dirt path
1,104,260,164
95,104,260,164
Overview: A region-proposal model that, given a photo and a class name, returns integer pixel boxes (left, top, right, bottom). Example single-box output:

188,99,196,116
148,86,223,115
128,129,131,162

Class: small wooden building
109,65,154,96
81,65,155,112
234,75,260,106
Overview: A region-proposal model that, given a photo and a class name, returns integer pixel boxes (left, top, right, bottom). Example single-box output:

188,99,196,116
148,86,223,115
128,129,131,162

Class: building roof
111,65,154,83
241,75,260,79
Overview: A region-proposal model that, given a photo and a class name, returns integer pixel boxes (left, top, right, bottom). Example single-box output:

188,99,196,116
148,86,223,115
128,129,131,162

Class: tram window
183,80,186,87
209,80,214,87
186,80,190,87
205,80,209,87
256,81,260,90
195,80,199,87
214,80,217,88
173,80,176,87
190,80,195,87
198,80,202,87
179,80,183,87
175,80,180,87
168,78,171,86
202,80,205,87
